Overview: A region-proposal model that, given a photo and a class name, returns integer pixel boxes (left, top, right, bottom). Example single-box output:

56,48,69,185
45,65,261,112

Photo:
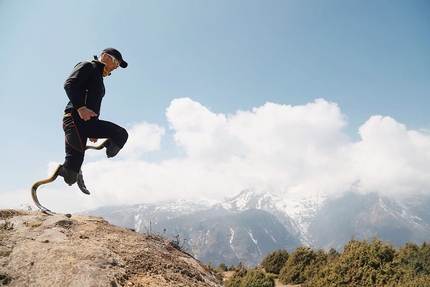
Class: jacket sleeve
63,61,94,110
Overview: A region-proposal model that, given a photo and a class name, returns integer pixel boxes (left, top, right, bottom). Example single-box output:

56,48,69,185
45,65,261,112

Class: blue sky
1,0,429,213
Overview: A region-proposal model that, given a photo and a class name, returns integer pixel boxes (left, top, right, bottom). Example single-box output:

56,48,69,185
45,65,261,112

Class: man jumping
58,47,129,194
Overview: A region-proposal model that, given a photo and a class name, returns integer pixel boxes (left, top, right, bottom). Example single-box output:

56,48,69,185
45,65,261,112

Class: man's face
102,53,121,74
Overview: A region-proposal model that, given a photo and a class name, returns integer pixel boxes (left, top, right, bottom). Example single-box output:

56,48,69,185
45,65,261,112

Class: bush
395,242,430,277
218,263,228,272
225,269,274,287
279,246,317,284
240,269,275,287
227,237,430,287
309,237,399,286
261,249,289,274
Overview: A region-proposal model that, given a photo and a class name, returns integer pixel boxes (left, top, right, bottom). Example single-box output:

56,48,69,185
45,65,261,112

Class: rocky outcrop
0,210,223,287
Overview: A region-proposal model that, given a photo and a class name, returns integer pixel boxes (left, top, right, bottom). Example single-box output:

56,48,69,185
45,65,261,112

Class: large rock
0,210,223,287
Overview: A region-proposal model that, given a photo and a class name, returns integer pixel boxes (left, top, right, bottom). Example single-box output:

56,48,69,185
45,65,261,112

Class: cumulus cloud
349,116,430,197
120,122,165,158
5,97,429,213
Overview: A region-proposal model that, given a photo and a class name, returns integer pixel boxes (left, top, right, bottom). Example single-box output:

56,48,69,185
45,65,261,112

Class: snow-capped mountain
81,189,430,267
219,188,326,246
81,198,214,231
83,196,297,267
307,192,430,251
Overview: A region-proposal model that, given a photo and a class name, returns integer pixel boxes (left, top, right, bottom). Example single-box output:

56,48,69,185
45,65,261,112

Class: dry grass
25,221,43,228
0,209,28,220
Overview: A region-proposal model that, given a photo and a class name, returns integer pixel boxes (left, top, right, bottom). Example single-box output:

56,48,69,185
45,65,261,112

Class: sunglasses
107,54,120,67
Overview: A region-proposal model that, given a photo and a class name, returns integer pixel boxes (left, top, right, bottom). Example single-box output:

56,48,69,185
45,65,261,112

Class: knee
119,129,128,146
106,129,128,158
111,128,128,147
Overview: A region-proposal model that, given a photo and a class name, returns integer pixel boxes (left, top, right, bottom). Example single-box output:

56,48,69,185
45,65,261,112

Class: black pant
62,110,128,172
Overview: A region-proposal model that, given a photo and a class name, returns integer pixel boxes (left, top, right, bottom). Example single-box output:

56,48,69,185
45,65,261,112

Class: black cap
102,47,128,68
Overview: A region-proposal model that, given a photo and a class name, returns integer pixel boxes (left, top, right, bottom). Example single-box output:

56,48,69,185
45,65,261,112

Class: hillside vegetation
223,237,430,287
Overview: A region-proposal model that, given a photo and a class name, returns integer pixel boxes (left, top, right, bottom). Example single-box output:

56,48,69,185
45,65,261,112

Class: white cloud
348,115,430,197
5,98,429,213
121,122,165,158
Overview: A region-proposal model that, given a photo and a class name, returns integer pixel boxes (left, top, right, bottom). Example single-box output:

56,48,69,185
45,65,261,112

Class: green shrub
309,237,399,286
225,269,275,287
239,238,430,287
240,269,275,287
279,246,317,284
395,242,430,277
261,249,289,274
218,263,228,272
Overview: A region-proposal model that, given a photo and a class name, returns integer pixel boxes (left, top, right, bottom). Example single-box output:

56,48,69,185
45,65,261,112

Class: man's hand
78,107,98,121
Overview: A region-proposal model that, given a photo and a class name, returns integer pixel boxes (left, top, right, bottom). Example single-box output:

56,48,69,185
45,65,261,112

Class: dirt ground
0,209,223,287
274,279,301,287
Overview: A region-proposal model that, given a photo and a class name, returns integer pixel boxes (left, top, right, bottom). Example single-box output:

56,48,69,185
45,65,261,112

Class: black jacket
63,60,106,116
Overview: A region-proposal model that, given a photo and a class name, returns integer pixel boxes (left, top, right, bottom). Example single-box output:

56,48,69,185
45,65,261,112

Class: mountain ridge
81,189,430,267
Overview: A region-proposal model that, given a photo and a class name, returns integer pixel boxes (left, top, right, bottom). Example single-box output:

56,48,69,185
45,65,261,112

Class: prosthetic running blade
31,139,110,215
31,164,62,215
